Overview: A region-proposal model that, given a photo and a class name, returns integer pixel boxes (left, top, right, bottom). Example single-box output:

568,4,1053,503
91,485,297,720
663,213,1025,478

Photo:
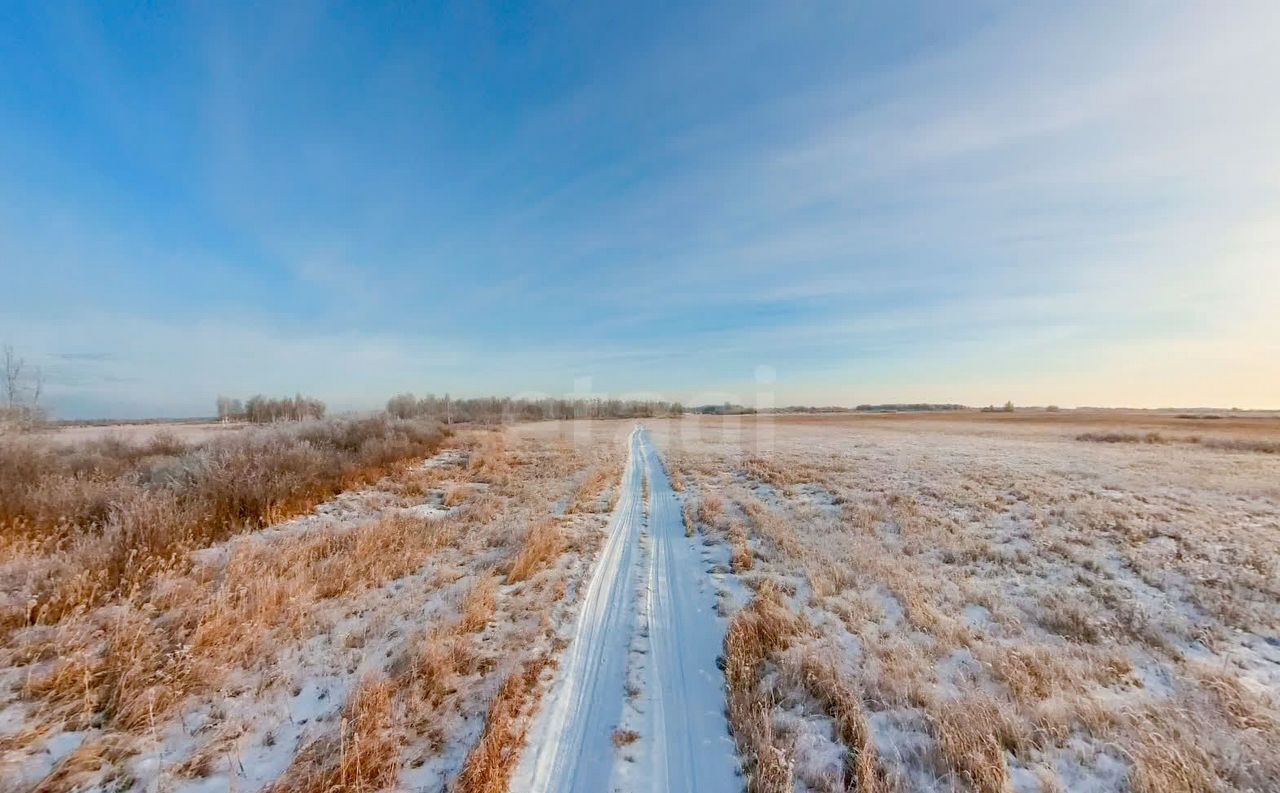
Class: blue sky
1,1,1278,417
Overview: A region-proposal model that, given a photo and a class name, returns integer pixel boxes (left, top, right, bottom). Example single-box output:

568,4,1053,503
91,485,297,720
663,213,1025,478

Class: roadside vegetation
0,413,624,793
5,409,1278,793
663,412,1280,793
0,415,446,630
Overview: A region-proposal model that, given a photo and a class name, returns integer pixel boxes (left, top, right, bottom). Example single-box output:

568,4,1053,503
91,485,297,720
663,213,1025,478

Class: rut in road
511,425,739,793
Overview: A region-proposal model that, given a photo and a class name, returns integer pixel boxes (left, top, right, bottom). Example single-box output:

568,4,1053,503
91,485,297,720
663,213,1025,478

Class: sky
1,1,1278,418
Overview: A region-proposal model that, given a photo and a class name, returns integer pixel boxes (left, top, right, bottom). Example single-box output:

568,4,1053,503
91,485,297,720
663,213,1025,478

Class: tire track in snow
511,427,646,793
512,425,740,793
630,428,739,793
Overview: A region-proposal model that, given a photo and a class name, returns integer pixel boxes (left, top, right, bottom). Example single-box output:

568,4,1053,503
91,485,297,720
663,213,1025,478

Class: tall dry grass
270,571,504,793
269,676,400,793
568,459,623,513
268,429,601,793
788,655,888,793
724,583,807,793
664,412,1280,793
452,656,552,793
3,420,627,793
506,520,564,584
1,416,446,633
0,417,449,787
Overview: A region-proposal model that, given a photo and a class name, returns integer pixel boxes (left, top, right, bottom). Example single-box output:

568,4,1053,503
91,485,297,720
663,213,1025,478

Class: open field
639,412,1280,793
2,409,1278,793
31,422,254,447
0,417,626,792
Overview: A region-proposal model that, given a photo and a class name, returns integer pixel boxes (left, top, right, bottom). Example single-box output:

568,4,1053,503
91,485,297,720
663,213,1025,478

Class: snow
399,503,455,520
622,428,740,791
513,425,741,793
511,426,646,793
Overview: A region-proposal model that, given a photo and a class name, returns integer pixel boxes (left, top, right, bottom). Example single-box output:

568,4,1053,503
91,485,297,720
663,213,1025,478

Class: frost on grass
0,425,623,793
653,412,1280,793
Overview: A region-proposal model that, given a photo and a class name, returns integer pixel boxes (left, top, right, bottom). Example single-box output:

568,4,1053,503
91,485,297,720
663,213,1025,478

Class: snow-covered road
512,425,740,793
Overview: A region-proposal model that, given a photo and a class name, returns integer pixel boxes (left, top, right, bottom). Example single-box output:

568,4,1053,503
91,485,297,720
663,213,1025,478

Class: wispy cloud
0,1,1277,416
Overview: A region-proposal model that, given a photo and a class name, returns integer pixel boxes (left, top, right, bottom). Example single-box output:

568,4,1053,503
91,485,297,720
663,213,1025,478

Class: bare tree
1,344,47,430
216,395,236,422
3,344,22,410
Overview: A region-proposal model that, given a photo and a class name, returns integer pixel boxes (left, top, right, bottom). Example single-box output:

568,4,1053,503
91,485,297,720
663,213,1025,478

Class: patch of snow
964,603,992,628
774,707,845,792
399,503,456,520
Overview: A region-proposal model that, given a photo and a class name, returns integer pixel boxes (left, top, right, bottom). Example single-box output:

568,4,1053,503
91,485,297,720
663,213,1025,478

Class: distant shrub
1196,437,1280,454
1076,431,1165,444
1075,431,1278,453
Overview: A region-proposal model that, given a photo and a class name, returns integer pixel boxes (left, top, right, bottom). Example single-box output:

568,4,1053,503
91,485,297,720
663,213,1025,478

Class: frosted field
2,411,1277,793
1,424,626,793
640,412,1280,793
32,422,252,447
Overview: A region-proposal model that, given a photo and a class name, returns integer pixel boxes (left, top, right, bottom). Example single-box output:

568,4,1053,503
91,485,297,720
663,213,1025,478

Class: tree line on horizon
386,393,684,423
688,402,974,415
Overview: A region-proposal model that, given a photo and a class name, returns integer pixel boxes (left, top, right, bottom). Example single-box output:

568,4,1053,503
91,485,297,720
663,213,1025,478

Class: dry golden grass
506,519,564,584
1124,707,1220,793
2,423,624,793
927,699,1012,793
697,492,724,526
568,459,623,513
269,676,400,793
8,505,474,769
685,491,753,569
1076,429,1280,454
276,570,508,792
611,728,640,747
24,735,132,793
651,412,1280,793
443,483,471,507
725,581,892,793
0,416,447,634
789,654,888,793
667,462,685,492
459,573,500,633
724,583,808,793
214,434,614,792
452,656,551,793
727,519,753,573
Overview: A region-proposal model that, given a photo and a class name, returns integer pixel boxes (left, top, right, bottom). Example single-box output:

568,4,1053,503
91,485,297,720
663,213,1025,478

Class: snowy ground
0,429,625,793
513,425,740,793
641,412,1280,793
31,420,250,446
6,411,1277,793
